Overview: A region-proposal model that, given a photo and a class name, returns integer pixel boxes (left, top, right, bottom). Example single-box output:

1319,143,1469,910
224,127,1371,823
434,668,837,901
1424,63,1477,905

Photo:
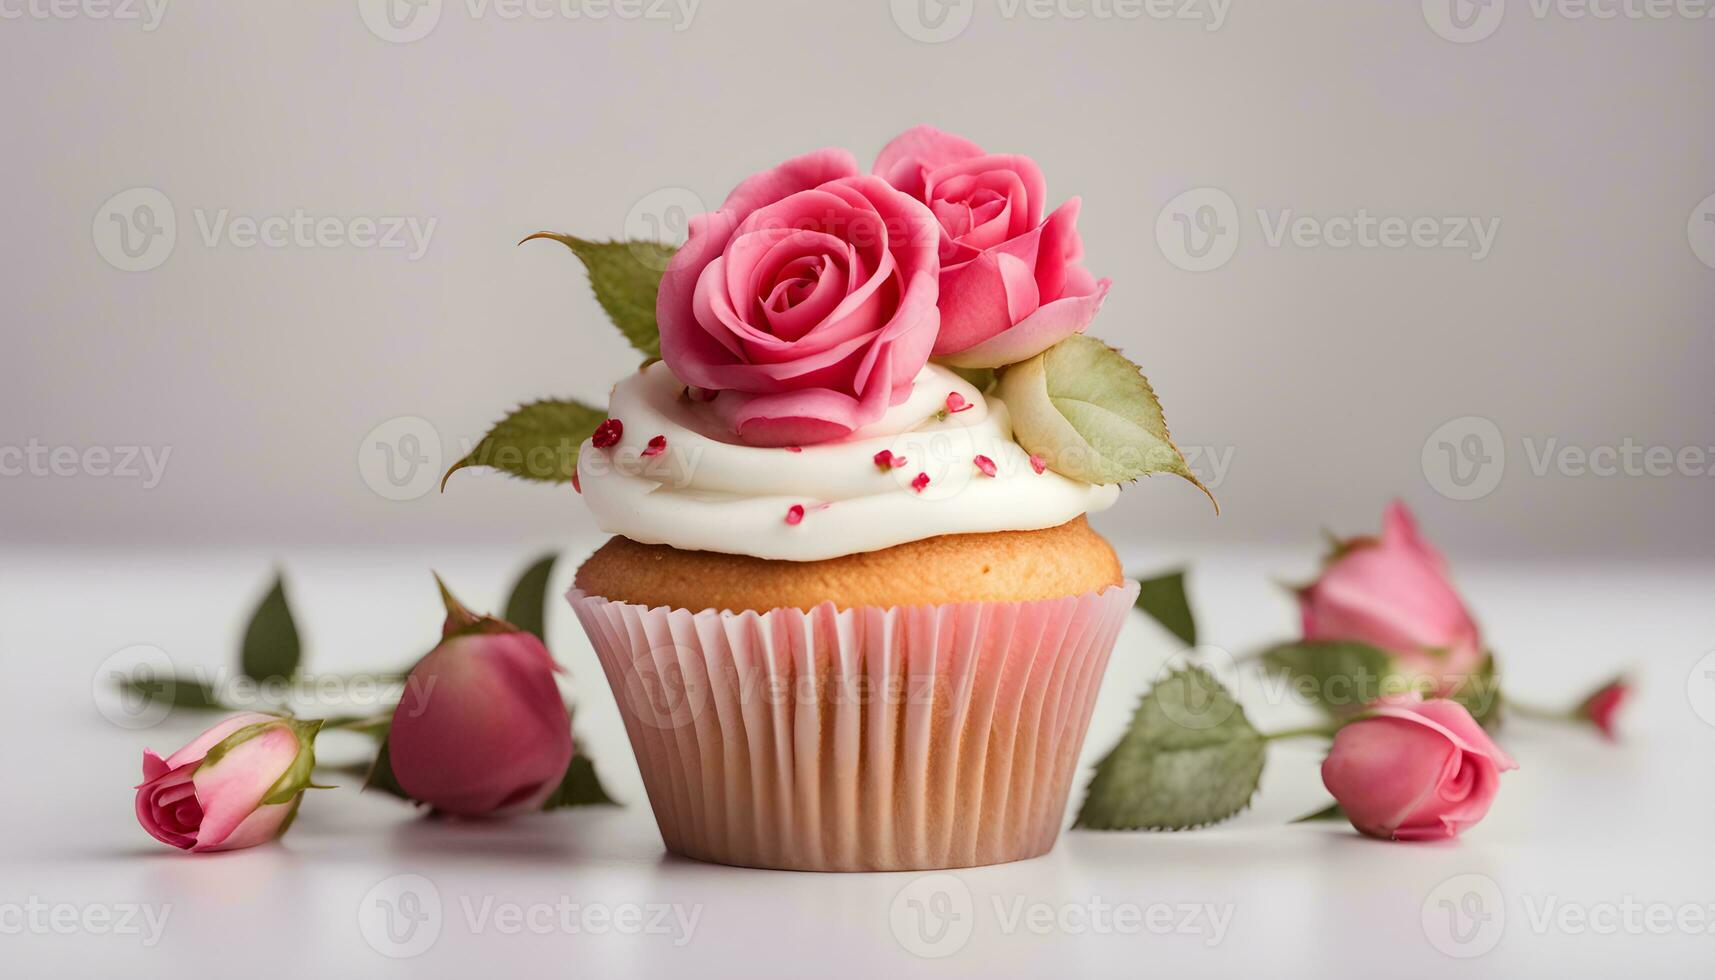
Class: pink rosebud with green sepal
135,712,323,853
384,575,574,817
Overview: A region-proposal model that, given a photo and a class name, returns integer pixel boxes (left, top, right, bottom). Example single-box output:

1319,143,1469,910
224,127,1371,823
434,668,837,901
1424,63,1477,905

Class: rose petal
722,147,860,216
872,125,987,199
189,725,301,850
937,277,1109,368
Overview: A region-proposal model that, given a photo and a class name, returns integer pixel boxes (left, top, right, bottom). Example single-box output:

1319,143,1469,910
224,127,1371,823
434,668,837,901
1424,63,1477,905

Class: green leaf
522,233,673,359
503,553,558,644
997,335,1213,506
1075,666,1265,831
1261,640,1395,718
1447,652,1503,730
440,399,605,490
541,749,619,810
1134,569,1196,647
241,574,300,684
945,364,997,393
1292,802,1346,823
118,673,228,712
362,736,417,804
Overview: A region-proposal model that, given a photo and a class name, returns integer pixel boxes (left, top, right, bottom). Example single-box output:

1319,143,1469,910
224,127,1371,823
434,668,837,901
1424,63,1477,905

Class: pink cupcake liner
569,581,1139,872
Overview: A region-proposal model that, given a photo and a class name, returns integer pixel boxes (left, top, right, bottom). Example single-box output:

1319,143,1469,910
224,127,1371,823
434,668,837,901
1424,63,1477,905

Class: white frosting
577,362,1119,562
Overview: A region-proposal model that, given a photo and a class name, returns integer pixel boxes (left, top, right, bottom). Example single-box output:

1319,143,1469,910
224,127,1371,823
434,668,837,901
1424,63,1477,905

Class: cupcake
476,127,1207,871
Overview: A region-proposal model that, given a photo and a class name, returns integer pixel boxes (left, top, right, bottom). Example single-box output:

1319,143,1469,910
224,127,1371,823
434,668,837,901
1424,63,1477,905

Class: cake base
567,579,1138,872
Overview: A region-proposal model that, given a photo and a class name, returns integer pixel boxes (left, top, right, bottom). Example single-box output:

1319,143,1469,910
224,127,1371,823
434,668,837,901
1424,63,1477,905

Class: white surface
3,543,1712,978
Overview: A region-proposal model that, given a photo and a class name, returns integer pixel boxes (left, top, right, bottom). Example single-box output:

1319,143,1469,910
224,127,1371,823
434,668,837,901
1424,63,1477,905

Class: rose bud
1300,500,1485,698
1576,677,1629,740
386,575,573,817
1321,696,1517,841
135,711,322,853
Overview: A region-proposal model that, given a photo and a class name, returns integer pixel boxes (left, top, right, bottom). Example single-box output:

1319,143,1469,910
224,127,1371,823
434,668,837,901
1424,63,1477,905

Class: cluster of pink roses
658,126,1110,446
1293,502,1517,840
1290,501,1623,840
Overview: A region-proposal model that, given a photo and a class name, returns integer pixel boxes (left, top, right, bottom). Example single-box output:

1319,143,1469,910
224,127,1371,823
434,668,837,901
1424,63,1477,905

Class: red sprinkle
1029,454,1047,475
973,455,997,478
641,435,667,458
591,418,623,449
571,469,582,494
874,449,905,471
911,472,931,493
785,504,805,526
945,392,972,414
784,445,802,453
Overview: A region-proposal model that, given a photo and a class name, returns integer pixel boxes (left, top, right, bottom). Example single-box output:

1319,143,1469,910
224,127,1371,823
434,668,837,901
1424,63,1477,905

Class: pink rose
656,148,942,447
135,712,320,853
1300,500,1485,696
873,125,1111,368
1578,678,1629,740
387,578,573,816
1321,695,1517,841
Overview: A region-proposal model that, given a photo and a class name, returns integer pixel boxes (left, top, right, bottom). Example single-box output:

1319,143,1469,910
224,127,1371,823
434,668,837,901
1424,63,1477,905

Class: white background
2,0,1711,557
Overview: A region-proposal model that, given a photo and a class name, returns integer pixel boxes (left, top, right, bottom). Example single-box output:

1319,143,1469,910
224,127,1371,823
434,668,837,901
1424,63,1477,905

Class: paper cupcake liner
568,580,1139,872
